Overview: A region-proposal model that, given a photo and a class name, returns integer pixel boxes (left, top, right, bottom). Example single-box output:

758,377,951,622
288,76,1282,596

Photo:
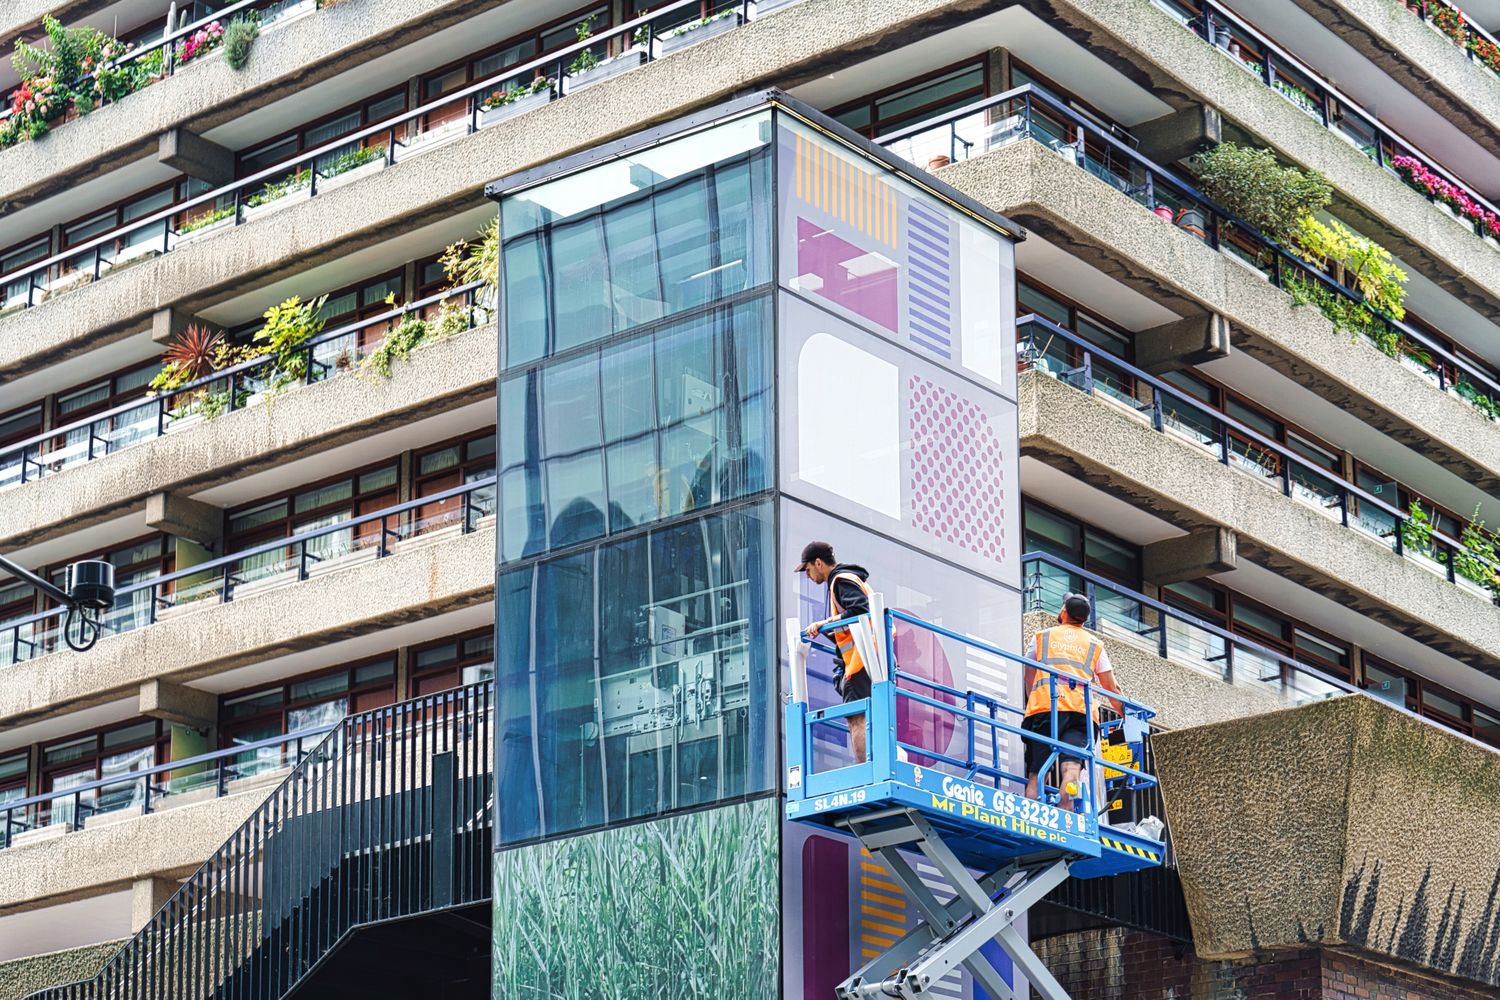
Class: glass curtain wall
496,111,777,847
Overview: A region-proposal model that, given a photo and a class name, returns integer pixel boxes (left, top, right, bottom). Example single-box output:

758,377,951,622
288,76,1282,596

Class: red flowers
1393,154,1500,239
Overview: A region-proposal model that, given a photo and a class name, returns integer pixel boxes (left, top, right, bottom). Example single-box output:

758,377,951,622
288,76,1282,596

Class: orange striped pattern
795,132,900,249
858,848,907,959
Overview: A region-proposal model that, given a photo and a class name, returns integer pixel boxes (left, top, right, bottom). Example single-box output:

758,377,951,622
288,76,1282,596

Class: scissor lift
783,601,1164,1000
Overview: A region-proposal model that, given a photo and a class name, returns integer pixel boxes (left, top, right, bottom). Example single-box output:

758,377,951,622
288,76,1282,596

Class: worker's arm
1095,650,1125,716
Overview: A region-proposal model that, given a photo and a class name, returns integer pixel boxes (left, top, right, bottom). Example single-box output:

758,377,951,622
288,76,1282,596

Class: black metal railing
1156,0,1500,241
1021,549,1500,757
877,82,1500,422
1016,313,1500,602
0,0,767,312
1,724,336,849
0,280,488,491
25,679,494,1000
0,476,497,668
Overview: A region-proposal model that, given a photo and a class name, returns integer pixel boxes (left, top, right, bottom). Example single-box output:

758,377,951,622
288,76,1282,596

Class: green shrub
1289,216,1407,321
1190,142,1332,245
1455,506,1499,590
223,17,260,71
253,295,327,387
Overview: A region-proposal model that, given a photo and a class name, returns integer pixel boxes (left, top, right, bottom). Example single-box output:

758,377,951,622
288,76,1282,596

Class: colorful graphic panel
492,799,780,998
778,117,1017,402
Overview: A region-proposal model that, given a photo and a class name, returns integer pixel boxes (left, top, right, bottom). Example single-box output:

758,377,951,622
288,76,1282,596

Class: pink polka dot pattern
908,375,1007,562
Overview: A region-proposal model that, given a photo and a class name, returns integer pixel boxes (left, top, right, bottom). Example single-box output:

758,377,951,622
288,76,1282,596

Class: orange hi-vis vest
830,572,874,680
1024,623,1103,720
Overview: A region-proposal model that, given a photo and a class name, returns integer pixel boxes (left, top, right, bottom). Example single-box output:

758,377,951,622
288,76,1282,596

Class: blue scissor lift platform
783,603,1165,1000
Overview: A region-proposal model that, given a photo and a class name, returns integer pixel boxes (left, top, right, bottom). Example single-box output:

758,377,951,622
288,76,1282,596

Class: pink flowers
1392,154,1500,239
176,21,225,63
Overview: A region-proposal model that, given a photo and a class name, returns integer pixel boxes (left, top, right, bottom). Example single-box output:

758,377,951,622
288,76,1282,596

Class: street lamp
0,554,116,652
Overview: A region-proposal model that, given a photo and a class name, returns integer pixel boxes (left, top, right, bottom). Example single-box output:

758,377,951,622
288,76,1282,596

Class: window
47,360,161,468
1018,279,1135,404
496,500,776,846
500,113,772,366
237,89,407,179
221,658,397,771
41,720,168,827
410,630,495,696
414,433,496,536
831,61,988,139
1,238,50,307
0,753,26,804
1362,659,1500,743
1163,578,1350,684
499,298,773,561
225,463,399,586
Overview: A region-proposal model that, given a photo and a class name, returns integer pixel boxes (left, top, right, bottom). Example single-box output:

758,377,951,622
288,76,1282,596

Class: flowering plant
176,21,226,63
1392,154,1500,239
1429,3,1467,46
480,77,552,110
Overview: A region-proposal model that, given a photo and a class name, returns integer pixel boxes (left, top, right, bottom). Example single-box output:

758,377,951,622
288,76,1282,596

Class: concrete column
1135,312,1231,374
1143,527,1237,587
402,259,419,304
395,646,411,701
986,46,1010,94
158,128,235,187
1133,104,1222,165
150,307,196,347
131,876,179,932
139,679,218,730
145,492,223,548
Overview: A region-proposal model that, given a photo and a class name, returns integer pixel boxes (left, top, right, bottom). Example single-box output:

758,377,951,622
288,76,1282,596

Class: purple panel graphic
905,203,954,359
796,216,898,333
801,835,851,998
908,375,1009,563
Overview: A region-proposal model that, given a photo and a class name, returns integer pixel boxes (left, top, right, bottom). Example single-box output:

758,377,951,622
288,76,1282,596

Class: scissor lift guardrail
783,602,1165,999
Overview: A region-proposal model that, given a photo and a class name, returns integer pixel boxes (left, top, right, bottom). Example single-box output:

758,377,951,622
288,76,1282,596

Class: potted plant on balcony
657,8,742,56
566,15,645,93
1400,500,1450,578
174,21,225,65
316,146,387,193
243,167,313,220
478,77,554,128
176,204,236,245
1454,506,1499,598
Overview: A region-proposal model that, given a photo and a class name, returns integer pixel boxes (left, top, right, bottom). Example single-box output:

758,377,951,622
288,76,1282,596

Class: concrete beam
1154,695,1500,988
157,128,235,187
150,307,194,347
144,492,223,548
138,679,217,730
1142,527,1237,586
1135,312,1230,373
1131,104,1221,165
1018,369,1500,670
129,876,178,932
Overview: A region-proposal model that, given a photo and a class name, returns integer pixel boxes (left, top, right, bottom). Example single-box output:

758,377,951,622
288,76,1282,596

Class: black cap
796,541,835,573
1062,592,1092,623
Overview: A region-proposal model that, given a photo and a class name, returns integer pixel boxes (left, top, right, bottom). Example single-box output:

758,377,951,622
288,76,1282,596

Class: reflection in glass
497,502,775,846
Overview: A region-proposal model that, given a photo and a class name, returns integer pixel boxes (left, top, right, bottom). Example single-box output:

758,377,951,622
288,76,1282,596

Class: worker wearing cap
1022,593,1124,813
797,541,873,763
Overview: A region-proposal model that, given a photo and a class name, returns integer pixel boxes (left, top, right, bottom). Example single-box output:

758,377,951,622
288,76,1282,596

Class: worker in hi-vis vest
1022,593,1125,814
797,541,874,763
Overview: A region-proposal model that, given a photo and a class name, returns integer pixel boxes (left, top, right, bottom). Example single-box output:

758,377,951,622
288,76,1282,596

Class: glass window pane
58,383,110,416
1364,661,1406,706
542,357,601,457
225,689,282,718
416,643,458,670
354,659,396,685
230,499,288,535
874,65,984,125
241,136,298,174
291,673,349,703
44,736,93,766
288,699,347,731
296,478,353,513
123,188,174,224
366,93,405,121
419,446,460,477
1424,688,1464,720
1022,504,1080,560
1474,707,1500,747
359,466,398,494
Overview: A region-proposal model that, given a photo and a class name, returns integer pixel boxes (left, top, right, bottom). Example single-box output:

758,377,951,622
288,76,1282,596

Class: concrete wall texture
1153,695,1500,987
0,941,121,1000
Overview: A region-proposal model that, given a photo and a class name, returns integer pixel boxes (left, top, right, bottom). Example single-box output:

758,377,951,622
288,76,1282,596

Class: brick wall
1030,927,1489,1000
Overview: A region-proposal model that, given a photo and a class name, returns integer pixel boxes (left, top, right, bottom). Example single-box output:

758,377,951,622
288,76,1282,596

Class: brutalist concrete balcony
1048,0,1500,321
0,0,981,383
0,0,499,210
1154,694,1500,989
0,941,121,1000
0,321,497,551
935,139,1500,498
1018,368,1500,669
0,521,494,729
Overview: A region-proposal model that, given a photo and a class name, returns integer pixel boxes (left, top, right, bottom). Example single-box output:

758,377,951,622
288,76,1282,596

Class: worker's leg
1024,770,1039,800
1057,761,1082,813
850,712,867,762
843,670,873,763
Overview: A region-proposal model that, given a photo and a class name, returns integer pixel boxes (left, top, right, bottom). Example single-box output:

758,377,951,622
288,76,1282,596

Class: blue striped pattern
906,203,953,359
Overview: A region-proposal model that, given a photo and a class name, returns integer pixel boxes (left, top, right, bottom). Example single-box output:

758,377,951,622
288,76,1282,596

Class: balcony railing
28,680,494,1000
1155,0,1500,243
0,0,778,314
877,82,1500,424
0,280,488,492
0,723,335,849
0,475,497,668
1021,550,1500,756
1016,312,1500,603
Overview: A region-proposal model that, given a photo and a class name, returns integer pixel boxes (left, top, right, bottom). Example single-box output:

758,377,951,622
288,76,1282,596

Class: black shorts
1022,711,1091,775
840,668,872,704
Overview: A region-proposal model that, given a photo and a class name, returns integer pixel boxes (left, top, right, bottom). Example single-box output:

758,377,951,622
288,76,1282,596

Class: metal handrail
0,0,747,302
0,280,487,484
1019,549,1500,756
1178,0,1500,231
879,82,1500,407
1018,311,1500,594
0,475,498,655
0,722,337,841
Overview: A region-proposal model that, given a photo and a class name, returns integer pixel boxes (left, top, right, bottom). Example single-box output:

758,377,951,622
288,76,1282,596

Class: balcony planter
1398,353,1435,379
1434,199,1458,221
1152,205,1175,221
1485,235,1500,251
658,11,743,56
176,213,235,246
1456,574,1492,599
1407,548,1449,579
261,0,316,30
566,49,645,94
398,118,467,159
317,157,386,194
242,184,312,222
478,88,553,129
110,241,162,270
43,269,92,296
